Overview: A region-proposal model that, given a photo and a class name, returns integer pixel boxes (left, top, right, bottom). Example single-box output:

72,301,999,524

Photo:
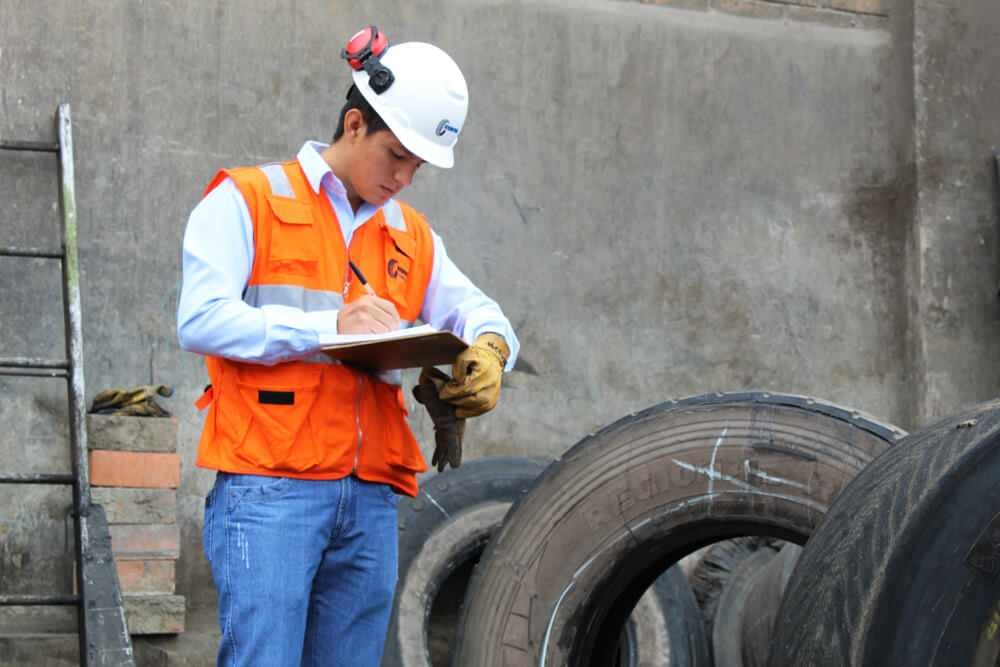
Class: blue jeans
203,473,399,667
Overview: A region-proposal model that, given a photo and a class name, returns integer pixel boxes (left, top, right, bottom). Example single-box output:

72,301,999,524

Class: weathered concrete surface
0,0,997,656
911,0,1000,422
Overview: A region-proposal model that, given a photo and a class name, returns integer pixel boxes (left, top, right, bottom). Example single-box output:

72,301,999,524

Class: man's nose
395,163,417,186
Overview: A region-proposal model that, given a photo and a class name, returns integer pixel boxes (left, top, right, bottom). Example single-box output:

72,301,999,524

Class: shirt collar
296,141,348,198
296,140,383,226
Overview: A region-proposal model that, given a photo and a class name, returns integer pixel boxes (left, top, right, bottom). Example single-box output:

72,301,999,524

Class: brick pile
87,414,186,635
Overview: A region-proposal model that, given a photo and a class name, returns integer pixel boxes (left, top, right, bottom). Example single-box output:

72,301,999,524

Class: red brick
109,524,180,559
89,450,180,488
116,558,176,594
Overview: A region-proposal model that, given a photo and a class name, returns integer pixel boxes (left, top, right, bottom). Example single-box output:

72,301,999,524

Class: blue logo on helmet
435,119,459,136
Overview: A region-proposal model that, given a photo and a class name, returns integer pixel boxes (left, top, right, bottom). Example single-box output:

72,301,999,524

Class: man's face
347,125,425,208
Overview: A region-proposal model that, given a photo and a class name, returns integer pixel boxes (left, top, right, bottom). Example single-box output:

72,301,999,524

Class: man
176,26,518,666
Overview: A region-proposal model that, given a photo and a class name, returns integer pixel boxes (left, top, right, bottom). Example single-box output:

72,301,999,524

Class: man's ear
343,108,366,140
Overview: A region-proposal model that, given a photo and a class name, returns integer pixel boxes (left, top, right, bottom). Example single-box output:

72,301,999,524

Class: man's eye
391,151,405,159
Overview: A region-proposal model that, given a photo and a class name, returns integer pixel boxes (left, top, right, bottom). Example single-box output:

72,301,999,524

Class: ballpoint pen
348,260,377,297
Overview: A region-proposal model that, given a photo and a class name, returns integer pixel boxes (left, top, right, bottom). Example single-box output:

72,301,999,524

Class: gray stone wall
1,0,997,632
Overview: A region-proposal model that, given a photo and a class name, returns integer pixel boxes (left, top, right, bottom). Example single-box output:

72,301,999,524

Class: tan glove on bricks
89,384,173,417
438,333,509,419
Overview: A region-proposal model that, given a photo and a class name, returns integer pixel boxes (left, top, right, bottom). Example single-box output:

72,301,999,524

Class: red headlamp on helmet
341,26,394,94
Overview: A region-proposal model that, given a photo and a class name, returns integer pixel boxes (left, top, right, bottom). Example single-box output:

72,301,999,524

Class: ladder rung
0,356,70,369
0,357,70,378
0,367,69,378
0,140,59,153
0,473,74,485
0,594,79,606
0,245,64,258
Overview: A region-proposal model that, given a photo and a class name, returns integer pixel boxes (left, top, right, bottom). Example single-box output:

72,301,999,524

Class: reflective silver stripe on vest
303,352,337,365
244,284,345,311
260,163,295,197
377,369,404,386
383,199,406,231
244,279,415,382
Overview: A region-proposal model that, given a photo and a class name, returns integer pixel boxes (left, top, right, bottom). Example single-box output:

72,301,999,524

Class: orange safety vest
193,160,433,496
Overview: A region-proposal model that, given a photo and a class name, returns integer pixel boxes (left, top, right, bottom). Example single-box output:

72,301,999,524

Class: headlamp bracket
341,25,394,95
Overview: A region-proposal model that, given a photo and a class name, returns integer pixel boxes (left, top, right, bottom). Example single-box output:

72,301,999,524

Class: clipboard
321,328,468,373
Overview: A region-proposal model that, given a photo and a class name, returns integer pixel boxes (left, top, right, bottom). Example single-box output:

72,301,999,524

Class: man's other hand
439,333,509,418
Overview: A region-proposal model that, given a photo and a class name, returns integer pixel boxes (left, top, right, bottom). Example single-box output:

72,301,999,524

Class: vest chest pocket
266,195,318,276
384,226,416,306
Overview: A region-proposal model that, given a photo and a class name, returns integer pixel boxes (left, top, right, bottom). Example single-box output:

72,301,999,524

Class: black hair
332,84,389,142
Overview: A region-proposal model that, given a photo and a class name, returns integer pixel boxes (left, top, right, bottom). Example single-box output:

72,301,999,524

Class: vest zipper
344,248,364,473
351,372,364,473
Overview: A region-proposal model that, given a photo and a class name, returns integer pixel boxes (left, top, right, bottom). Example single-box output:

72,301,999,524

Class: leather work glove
438,333,509,419
89,384,173,417
412,367,465,472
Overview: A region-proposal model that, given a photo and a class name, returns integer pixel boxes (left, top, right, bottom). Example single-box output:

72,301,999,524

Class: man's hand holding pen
337,295,400,334
338,260,400,334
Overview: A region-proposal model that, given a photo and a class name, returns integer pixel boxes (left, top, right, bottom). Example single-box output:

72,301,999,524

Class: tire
617,564,711,667
711,546,779,666
687,536,775,644
767,399,1000,666
384,457,708,667
383,457,549,667
736,542,800,666
711,542,800,667
451,392,906,667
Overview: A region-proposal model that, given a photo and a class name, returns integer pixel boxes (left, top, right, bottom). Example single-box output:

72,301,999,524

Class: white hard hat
343,28,469,169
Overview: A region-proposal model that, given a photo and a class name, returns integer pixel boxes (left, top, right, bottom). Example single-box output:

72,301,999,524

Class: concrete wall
912,0,1000,421
0,0,997,636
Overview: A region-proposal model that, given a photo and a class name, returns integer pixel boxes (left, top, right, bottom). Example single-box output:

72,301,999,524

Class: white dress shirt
177,141,519,369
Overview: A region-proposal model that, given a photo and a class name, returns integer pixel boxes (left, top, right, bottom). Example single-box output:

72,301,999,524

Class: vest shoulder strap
393,199,433,250
203,164,281,225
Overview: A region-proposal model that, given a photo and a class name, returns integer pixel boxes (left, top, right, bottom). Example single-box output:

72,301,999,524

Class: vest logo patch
388,258,408,280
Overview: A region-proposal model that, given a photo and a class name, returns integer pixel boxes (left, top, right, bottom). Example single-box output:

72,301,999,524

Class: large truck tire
383,457,548,667
767,399,1000,666
384,456,708,667
451,392,905,667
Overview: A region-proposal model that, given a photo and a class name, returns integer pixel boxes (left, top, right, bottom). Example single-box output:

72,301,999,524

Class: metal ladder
0,104,134,665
